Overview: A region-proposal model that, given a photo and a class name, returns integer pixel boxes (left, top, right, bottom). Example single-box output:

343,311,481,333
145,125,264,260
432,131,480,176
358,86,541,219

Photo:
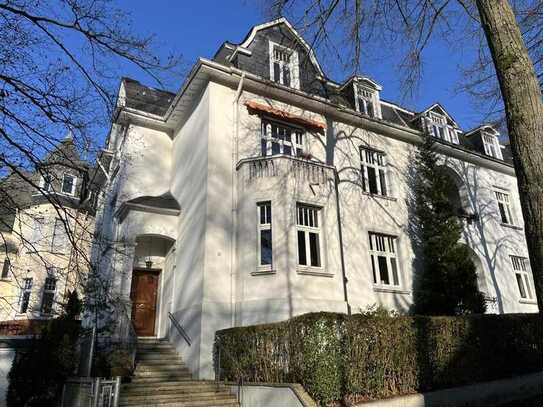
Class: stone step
122,380,218,391
122,389,227,400
137,337,168,343
122,384,223,397
137,343,173,350
136,351,179,361
130,375,194,383
136,362,188,372
120,392,235,405
119,398,238,407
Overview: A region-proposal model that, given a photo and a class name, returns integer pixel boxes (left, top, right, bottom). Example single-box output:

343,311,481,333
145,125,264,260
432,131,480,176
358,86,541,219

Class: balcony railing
236,155,335,185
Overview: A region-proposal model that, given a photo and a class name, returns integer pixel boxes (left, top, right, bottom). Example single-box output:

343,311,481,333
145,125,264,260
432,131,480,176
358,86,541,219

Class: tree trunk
475,0,543,309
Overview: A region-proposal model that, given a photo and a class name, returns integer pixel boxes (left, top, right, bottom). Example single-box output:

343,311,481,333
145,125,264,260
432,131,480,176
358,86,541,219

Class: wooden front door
130,269,159,337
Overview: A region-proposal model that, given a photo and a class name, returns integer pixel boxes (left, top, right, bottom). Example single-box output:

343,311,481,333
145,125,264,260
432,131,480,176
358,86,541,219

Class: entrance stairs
120,338,239,407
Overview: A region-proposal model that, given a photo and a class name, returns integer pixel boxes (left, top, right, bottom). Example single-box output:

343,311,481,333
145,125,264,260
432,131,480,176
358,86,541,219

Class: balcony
236,155,335,185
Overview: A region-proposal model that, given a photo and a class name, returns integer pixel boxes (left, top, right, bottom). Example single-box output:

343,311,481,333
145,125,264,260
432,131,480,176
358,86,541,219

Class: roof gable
237,18,325,78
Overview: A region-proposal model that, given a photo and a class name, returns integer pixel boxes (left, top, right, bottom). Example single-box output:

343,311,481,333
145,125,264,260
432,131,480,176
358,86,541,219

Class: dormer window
269,42,299,89
41,175,53,192
483,133,503,159
427,112,459,144
357,87,375,117
61,174,77,195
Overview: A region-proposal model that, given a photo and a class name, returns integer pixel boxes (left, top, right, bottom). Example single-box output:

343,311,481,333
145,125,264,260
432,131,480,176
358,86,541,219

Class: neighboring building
0,135,99,329
92,18,538,379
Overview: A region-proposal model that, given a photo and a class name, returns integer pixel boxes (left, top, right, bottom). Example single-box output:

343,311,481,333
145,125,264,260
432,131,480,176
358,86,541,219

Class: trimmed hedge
215,312,543,405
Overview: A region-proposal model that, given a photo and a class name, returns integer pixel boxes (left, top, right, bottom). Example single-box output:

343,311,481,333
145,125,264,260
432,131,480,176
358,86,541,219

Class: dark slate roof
122,78,175,116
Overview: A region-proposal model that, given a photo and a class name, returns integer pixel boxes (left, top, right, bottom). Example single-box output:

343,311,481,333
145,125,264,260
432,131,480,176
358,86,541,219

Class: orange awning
245,100,326,132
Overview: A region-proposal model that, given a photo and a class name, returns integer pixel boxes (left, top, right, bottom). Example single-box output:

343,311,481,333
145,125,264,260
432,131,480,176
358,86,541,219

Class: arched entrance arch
437,165,477,223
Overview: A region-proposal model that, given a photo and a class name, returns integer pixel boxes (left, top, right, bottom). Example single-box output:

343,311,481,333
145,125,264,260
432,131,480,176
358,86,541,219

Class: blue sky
117,1,491,132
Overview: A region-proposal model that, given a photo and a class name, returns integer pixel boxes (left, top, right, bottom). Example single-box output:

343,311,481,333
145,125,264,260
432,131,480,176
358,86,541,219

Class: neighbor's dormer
415,104,461,145
465,125,504,160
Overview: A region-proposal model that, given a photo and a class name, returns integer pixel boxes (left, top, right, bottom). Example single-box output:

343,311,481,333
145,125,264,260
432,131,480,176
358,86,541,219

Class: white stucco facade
91,20,539,380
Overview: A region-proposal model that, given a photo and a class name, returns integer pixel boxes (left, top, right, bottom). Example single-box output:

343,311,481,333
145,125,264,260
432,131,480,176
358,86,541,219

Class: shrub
215,311,543,406
7,291,82,407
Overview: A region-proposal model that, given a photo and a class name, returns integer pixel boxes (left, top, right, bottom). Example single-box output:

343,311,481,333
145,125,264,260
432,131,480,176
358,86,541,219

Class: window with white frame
28,217,45,250
296,204,321,268
495,190,515,225
40,174,53,192
511,256,533,300
360,148,388,196
40,275,57,315
61,174,76,195
261,120,304,157
483,133,503,159
369,232,400,287
270,43,299,89
51,218,68,252
1,258,10,279
19,277,32,313
357,87,375,117
428,112,459,144
257,202,273,269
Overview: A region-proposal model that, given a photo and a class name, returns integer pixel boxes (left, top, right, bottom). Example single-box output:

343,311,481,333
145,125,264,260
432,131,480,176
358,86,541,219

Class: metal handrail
168,312,191,346
215,338,244,404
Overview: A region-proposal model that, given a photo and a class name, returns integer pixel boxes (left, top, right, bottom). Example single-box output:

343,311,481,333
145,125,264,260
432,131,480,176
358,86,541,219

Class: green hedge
215,312,543,405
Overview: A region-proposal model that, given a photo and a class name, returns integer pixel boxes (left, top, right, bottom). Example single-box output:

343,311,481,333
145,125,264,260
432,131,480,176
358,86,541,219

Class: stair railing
168,311,192,346
215,337,244,404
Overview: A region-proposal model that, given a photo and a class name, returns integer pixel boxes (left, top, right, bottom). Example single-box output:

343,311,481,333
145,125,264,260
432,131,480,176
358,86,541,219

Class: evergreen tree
412,136,486,316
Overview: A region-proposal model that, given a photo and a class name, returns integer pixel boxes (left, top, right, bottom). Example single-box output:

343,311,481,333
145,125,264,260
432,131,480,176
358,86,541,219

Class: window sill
251,269,276,276
362,192,397,202
519,299,538,305
373,286,410,295
500,223,523,231
297,268,333,277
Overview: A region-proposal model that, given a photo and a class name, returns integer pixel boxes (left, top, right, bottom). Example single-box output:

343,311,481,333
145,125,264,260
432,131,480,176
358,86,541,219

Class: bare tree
0,0,182,323
262,0,543,308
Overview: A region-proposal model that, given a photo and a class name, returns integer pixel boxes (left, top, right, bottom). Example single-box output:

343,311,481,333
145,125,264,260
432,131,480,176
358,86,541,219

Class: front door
130,269,159,337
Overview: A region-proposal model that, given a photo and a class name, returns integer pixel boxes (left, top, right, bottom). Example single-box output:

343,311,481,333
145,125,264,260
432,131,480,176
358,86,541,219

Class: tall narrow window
270,44,298,88
495,191,514,225
20,278,33,313
61,174,76,195
483,134,502,159
369,232,400,287
1,259,10,279
296,204,321,268
28,217,45,250
51,218,68,252
41,276,57,315
261,120,304,157
360,148,388,196
257,202,273,268
357,87,375,117
511,256,533,300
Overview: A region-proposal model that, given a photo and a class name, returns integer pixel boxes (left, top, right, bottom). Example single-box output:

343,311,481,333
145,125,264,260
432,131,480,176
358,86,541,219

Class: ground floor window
40,276,57,315
511,256,533,300
296,204,321,268
369,232,400,287
20,278,33,313
257,202,273,269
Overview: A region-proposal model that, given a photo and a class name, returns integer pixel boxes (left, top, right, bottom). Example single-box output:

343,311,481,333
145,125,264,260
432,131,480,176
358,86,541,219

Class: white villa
91,18,539,380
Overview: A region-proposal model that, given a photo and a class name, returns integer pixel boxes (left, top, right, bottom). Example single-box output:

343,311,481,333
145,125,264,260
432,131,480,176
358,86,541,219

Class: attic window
269,42,299,89
427,112,459,144
483,133,503,159
357,87,375,117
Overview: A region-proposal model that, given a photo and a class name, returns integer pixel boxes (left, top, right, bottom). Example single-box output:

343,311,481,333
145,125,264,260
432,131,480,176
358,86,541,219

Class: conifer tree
412,136,486,316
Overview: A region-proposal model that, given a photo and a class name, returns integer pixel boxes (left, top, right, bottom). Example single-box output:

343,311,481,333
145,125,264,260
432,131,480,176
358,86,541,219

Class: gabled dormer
214,18,327,97
465,125,504,160
336,76,382,119
415,104,461,145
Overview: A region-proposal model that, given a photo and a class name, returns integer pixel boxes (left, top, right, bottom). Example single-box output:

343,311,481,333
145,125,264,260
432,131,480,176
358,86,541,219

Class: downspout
230,72,245,327
334,165,351,315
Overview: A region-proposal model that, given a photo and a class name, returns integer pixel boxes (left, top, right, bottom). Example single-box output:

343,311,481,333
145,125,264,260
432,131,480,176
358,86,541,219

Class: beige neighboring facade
0,137,99,328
